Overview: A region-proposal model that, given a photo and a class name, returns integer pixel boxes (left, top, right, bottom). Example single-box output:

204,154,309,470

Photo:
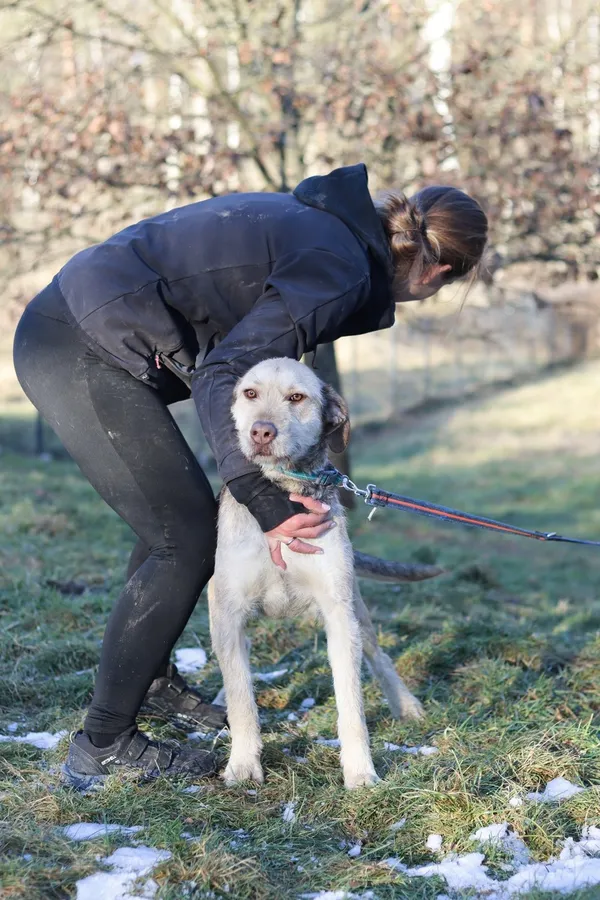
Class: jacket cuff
226,473,305,532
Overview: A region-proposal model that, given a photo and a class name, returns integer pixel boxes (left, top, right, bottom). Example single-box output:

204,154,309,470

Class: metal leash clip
339,476,380,521
339,475,369,499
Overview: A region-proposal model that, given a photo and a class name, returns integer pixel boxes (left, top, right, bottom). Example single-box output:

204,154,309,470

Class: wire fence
3,286,589,460
336,289,581,425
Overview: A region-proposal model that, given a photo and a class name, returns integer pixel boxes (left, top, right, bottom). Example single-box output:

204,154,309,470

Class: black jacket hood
293,163,393,276
55,164,397,533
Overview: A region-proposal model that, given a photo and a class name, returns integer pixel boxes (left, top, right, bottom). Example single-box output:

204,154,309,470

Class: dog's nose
250,421,278,446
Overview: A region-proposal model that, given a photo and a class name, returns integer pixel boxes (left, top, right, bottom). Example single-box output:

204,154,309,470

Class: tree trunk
308,343,355,510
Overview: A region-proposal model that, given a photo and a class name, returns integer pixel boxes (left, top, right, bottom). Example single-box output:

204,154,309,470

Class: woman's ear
322,383,350,453
417,263,452,286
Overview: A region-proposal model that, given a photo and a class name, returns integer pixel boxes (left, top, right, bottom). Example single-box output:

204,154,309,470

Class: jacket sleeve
191,248,369,532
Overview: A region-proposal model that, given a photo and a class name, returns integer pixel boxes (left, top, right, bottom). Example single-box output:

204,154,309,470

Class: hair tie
393,227,422,240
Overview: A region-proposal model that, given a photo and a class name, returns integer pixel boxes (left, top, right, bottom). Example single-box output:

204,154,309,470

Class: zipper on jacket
156,352,195,388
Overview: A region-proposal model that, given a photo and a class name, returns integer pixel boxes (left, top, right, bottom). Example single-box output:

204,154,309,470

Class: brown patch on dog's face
321,383,350,454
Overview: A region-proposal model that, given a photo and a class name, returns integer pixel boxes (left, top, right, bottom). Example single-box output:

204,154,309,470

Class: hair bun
377,191,432,270
379,193,424,240
375,184,488,284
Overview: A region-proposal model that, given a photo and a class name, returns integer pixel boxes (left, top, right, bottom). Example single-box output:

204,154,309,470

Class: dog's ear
322,383,350,454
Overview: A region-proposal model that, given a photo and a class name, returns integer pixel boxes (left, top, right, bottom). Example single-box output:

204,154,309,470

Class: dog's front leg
322,595,379,789
208,580,264,785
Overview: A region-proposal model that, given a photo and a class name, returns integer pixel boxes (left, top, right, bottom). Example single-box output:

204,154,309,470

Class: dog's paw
344,769,380,790
398,695,425,720
222,757,264,786
385,689,425,721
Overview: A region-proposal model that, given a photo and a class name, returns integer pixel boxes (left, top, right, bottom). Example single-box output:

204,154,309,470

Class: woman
13,163,487,784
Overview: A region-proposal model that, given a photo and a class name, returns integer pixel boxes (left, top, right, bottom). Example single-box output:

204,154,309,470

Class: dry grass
2,358,600,899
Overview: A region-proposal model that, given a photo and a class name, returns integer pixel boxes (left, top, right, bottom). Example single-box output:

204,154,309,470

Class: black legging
13,282,218,742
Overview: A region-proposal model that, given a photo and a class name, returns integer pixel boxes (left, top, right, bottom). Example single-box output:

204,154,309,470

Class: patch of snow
559,826,600,860
385,825,600,897
174,647,207,673
187,731,213,741
246,789,257,796
509,796,523,808
76,871,143,900
527,776,585,803
287,713,299,722
503,855,600,895
315,737,340,748
231,828,249,842
229,834,246,849
389,818,406,831
470,823,510,844
386,851,496,892
411,745,438,756
300,892,375,900
427,834,443,851
347,841,362,857
282,801,296,824
62,823,143,842
7,722,18,732
469,822,530,869
102,846,171,875
300,697,316,709
181,785,203,794
388,744,438,756
294,756,308,764
255,668,288,682
0,730,67,749
75,845,171,900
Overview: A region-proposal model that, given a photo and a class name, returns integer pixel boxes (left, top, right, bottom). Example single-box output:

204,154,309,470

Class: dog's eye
243,388,257,399
288,393,305,403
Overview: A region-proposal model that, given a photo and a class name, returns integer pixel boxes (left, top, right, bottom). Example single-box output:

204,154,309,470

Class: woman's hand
265,493,335,570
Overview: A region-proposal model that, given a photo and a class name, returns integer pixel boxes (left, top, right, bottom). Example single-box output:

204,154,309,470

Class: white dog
208,358,441,789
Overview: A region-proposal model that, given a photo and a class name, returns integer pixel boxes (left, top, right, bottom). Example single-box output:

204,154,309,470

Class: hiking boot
62,728,218,791
140,663,227,731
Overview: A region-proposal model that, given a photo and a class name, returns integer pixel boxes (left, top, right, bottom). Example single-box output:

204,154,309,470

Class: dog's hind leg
352,579,424,721
321,590,379,790
208,579,264,785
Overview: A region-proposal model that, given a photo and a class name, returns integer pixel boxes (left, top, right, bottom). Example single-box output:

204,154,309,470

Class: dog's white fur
208,358,427,789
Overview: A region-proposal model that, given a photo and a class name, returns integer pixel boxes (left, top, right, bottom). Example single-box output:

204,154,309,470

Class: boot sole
61,763,161,791
61,763,109,792
139,704,227,732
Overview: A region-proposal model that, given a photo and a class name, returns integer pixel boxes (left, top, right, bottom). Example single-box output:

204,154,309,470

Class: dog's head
232,358,350,471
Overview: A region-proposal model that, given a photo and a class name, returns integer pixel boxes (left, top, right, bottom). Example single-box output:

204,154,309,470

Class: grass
2,360,600,899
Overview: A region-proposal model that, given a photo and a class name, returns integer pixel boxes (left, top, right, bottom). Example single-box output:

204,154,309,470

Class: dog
208,358,441,789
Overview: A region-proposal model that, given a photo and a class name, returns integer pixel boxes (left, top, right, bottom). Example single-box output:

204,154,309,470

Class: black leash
278,465,600,548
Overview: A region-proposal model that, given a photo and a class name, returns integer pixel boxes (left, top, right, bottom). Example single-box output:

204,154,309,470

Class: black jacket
56,163,396,530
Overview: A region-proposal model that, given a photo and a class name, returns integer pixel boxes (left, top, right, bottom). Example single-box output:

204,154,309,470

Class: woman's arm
191,248,369,532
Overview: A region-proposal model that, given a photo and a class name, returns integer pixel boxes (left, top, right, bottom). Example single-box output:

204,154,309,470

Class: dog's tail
353,550,443,582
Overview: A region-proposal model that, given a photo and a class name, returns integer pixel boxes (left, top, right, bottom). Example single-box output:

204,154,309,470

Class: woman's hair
375,185,488,286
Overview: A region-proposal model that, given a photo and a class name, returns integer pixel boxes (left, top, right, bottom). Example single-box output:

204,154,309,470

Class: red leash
364,486,600,546
279,465,600,548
